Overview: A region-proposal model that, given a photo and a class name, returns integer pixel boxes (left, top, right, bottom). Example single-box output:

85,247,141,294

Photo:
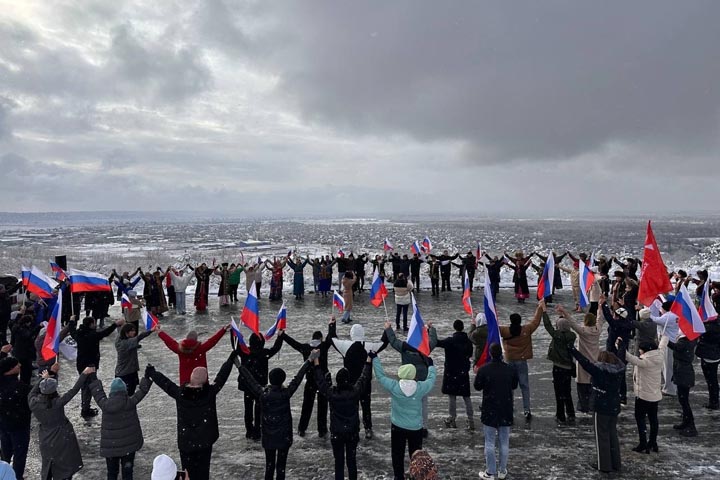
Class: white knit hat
151,454,177,480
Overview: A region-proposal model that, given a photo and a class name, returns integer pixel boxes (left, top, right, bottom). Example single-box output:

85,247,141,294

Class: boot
672,420,687,430
444,417,457,428
647,440,659,453
680,423,698,437
467,418,476,431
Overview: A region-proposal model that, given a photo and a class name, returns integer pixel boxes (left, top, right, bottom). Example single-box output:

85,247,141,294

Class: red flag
637,221,672,306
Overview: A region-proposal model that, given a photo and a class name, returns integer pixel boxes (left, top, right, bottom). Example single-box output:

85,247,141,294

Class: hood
350,324,365,342
179,338,200,354
399,379,418,397
596,362,626,375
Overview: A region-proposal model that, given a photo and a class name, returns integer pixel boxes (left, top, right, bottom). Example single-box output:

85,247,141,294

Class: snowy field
2,213,720,479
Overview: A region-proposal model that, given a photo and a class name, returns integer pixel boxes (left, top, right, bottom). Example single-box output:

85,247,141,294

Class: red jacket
158,327,227,384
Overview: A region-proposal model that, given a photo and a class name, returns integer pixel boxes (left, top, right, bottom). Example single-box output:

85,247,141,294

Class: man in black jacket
281,318,336,437
474,343,519,480
0,355,31,479
315,349,371,480
233,332,284,440
0,281,22,345
70,315,121,417
433,251,459,292
409,254,424,292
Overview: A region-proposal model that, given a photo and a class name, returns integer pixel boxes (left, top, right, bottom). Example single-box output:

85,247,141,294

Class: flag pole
382,296,389,322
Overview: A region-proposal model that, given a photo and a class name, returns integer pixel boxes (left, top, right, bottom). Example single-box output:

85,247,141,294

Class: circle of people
0,248,718,480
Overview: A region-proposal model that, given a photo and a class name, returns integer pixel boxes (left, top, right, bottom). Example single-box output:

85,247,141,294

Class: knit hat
639,308,651,320
335,368,350,387
397,364,416,380
0,460,16,480
151,454,177,480
110,377,127,395
39,378,58,395
0,357,19,375
269,368,286,386
408,450,438,480
189,367,208,387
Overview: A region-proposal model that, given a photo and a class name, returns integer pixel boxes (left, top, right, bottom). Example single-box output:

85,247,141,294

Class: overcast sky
1,1,718,215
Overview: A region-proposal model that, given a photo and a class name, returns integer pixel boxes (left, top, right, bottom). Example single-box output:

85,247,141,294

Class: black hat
269,368,286,386
335,368,350,387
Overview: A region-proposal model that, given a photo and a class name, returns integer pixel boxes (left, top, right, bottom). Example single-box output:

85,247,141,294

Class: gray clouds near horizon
1,1,718,215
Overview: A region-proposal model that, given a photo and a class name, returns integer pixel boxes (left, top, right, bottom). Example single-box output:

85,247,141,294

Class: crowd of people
0,247,718,479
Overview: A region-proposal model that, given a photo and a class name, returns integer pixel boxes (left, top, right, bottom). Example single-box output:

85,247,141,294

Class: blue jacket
373,358,436,431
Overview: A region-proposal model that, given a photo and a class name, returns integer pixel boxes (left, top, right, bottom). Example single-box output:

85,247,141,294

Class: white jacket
625,336,669,402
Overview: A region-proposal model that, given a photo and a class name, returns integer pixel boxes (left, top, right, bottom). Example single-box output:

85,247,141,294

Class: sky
1,1,719,216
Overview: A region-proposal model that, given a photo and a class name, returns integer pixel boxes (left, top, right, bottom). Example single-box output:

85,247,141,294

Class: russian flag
407,294,430,356
536,253,555,300
578,258,596,309
265,303,287,340
410,240,422,255
121,293,133,310
474,272,501,372
670,283,706,341
41,286,63,361
333,290,345,312
68,268,111,293
231,317,251,354
27,266,55,299
143,308,159,331
21,265,30,288
698,280,718,322
383,239,394,252
337,249,345,258
49,261,67,282
462,270,473,316
369,269,388,308
422,236,432,253
241,283,261,336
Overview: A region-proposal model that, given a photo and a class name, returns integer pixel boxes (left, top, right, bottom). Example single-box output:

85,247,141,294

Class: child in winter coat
236,352,316,480
372,352,437,480
314,350,371,480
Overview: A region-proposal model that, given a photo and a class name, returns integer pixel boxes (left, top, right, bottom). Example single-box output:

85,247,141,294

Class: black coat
669,337,697,388
0,374,31,431
315,363,369,435
570,347,625,416
235,334,283,390
238,361,310,450
10,320,41,361
696,320,720,362
71,323,116,371
474,359,518,427
150,353,234,452
601,303,633,352
282,324,334,387
430,330,473,397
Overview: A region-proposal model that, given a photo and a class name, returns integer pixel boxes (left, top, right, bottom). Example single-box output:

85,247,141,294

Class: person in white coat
650,301,679,396
169,267,193,315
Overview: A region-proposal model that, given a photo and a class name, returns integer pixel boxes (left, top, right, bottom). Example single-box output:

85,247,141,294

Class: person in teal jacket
371,351,436,480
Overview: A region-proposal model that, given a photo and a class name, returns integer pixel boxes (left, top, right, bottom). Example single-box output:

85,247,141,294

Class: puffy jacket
373,358,436,431
71,323,117,371
159,327,227,385
669,337,697,388
150,352,235,452
570,347,625,416
474,358,518,427
623,336,668,402
393,280,413,306
238,360,310,450
0,374,31,431
696,320,720,362
114,330,153,377
10,320,40,361
315,363,370,435
543,314,576,369
500,307,543,361
384,327,429,381
90,376,151,458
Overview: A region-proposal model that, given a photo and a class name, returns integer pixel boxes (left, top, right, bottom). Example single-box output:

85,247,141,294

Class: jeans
298,382,328,435
180,447,213,480
175,291,187,313
483,425,510,475
634,398,659,447
701,359,719,407
264,448,289,480
508,360,530,412
106,452,135,480
552,366,575,421
0,427,30,479
677,385,694,425
390,425,423,480
448,395,473,420
331,432,359,480
341,310,352,323
395,304,409,329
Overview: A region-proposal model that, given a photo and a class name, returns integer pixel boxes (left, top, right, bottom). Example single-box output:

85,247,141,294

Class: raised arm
59,372,89,406
282,332,308,355
286,361,311,397
211,351,238,394
148,368,180,399
198,326,229,355
237,364,264,398
569,346,600,378
266,334,284,359
158,330,181,354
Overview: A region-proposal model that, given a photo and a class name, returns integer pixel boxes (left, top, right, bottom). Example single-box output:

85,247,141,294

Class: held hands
615,338,623,350
384,321,392,330
0,344,12,354
538,299,547,312
309,349,321,363
224,324,232,332
367,350,378,360
329,316,336,325
82,366,96,375
144,364,156,379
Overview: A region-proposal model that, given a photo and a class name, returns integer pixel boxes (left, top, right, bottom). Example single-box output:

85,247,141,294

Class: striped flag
40,287,63,361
